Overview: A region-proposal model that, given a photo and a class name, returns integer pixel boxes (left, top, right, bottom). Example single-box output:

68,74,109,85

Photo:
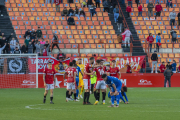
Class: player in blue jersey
102,74,122,107
72,60,83,99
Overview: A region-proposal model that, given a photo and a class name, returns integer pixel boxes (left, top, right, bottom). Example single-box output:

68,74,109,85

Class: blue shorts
111,84,122,93
76,77,79,87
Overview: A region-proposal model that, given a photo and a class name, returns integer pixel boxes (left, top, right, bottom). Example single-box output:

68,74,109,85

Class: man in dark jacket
24,29,31,38
13,47,21,54
67,16,75,25
151,50,158,73
36,27,42,40
57,50,66,60
164,66,173,87
27,41,33,53
117,14,123,32
30,29,36,39
62,7,68,16
0,33,13,54
177,12,180,26
68,7,74,16
52,33,60,51
166,62,172,70
103,0,109,13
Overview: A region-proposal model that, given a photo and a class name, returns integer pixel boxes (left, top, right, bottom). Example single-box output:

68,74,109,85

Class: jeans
148,10,153,17
138,11,142,16
146,0,149,4
75,14,80,19
164,77,171,87
156,43,159,52
125,37,130,47
10,47,15,53
128,1,132,7
127,12,130,17
117,23,122,32
170,19,175,27
149,43,152,52
114,13,119,22
151,61,157,73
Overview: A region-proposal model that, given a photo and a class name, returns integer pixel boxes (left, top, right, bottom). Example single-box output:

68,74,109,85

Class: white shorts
67,83,76,90
45,84,54,90
83,79,91,90
95,80,106,89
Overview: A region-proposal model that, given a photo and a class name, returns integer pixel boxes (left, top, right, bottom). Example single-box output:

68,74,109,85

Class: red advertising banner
71,56,145,73
28,57,70,74
38,73,180,88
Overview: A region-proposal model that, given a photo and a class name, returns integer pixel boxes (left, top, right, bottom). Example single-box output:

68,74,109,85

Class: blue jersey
105,76,122,87
76,66,81,78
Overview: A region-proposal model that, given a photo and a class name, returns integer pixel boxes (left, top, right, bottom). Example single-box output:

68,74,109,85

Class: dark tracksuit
164,68,173,87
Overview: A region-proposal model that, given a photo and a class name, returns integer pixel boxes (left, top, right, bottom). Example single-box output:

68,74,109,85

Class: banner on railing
71,56,146,73
28,57,70,73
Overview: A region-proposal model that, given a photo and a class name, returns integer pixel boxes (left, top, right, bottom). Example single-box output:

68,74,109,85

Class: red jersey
107,67,120,78
43,68,56,84
126,65,132,73
65,67,76,83
43,49,47,56
93,67,105,81
83,63,93,79
159,64,165,73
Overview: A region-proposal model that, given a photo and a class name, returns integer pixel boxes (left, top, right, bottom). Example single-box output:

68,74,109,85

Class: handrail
50,42,133,56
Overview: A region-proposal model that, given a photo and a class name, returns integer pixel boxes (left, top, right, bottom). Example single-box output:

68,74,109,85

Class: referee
164,66,173,87
90,72,97,94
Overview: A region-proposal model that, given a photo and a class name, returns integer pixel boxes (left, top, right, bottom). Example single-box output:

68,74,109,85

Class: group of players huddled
43,57,129,107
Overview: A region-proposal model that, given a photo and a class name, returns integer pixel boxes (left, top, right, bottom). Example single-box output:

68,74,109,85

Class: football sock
76,89,79,98
74,93,77,100
94,91,97,100
44,95,46,99
66,91,69,98
116,95,120,105
83,92,87,103
80,86,84,95
102,92,106,102
50,97,53,102
111,95,115,105
96,92,100,101
86,92,90,103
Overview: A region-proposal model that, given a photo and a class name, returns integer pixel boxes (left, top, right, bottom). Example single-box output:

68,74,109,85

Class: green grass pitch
0,88,180,120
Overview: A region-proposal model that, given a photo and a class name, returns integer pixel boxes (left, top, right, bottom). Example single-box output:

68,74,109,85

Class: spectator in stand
155,2,162,19
135,0,139,7
57,50,66,60
146,0,149,4
9,37,17,53
141,59,146,73
95,0,100,8
146,33,154,53
166,62,172,69
1,33,13,54
103,0,109,13
62,7,68,16
121,27,132,48
156,33,161,52
24,35,31,47
127,0,132,7
52,33,60,51
138,4,142,17
35,41,41,56
80,10,85,17
31,29,36,39
169,0,172,8
164,66,173,87
21,43,27,53
169,10,176,29
74,6,79,18
170,29,177,43
177,12,180,26
36,27,42,40
126,64,132,73
126,5,131,19
27,41,33,53
117,14,123,32
87,0,93,9
43,45,49,56
155,0,159,4
151,50,158,73
40,39,46,55
177,65,180,73
159,61,165,73
67,16,75,25
54,0,60,12
0,0,5,16
147,1,154,18
113,5,119,23
171,60,177,73
15,42,20,49
24,29,31,39
90,4,97,17
31,39,36,53
68,7,74,16
121,28,126,47
0,43,6,54
13,47,21,54
81,0,87,7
